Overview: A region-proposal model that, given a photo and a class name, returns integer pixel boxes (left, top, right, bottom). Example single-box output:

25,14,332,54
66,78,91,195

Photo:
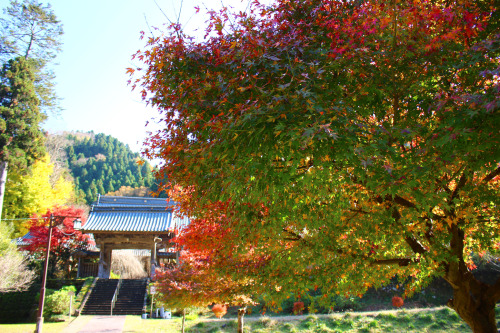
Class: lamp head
73,218,82,230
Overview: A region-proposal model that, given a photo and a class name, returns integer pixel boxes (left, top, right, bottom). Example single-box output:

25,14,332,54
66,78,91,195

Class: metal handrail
110,279,122,316
143,278,150,317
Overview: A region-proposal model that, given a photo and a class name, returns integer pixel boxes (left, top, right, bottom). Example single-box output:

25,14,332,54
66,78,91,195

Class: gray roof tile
83,195,189,233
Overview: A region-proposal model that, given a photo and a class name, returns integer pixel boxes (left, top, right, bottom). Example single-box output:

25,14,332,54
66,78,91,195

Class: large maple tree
134,0,500,331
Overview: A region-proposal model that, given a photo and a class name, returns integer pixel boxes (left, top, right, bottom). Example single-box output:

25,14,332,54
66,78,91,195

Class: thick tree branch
348,208,370,215
371,257,419,266
282,227,303,242
424,219,434,245
482,166,500,184
375,194,417,209
449,169,468,204
391,205,427,255
405,236,427,254
393,195,417,208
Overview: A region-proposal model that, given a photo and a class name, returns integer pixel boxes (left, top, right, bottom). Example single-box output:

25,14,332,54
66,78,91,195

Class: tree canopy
25,205,91,279
0,0,62,62
136,0,499,331
3,154,75,236
0,0,63,114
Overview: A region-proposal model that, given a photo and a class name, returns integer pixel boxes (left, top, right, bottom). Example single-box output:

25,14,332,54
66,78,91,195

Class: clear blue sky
23,0,265,153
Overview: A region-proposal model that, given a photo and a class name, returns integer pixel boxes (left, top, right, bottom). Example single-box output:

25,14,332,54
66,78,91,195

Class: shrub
392,296,404,308
0,288,39,323
74,277,94,314
293,301,305,315
45,285,76,316
212,304,227,318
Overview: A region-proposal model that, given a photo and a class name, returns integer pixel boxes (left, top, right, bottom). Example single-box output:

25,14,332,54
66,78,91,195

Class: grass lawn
2,307,498,332
0,315,92,333
121,307,494,332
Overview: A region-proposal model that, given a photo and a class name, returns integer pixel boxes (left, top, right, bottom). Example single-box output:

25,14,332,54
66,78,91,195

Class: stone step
82,279,147,316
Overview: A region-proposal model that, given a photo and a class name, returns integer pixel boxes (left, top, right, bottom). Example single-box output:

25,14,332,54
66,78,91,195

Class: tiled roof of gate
83,195,189,233
15,231,33,246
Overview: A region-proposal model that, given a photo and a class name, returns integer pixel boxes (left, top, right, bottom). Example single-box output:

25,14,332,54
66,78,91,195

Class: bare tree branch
0,251,35,292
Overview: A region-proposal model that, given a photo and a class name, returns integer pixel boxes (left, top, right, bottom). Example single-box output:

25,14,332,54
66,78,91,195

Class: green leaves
0,57,45,167
137,0,500,324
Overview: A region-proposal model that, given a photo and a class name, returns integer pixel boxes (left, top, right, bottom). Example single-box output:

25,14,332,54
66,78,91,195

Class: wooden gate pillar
98,244,112,278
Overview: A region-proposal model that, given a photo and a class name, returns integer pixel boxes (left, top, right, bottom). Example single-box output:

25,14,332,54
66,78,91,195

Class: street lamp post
151,236,162,280
35,214,82,333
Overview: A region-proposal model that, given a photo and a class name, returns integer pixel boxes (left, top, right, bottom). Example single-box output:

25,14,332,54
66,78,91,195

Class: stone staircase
81,279,147,315
81,279,118,315
112,279,148,315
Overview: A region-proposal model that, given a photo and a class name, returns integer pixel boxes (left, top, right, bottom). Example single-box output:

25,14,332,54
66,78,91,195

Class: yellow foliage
3,154,75,235
23,155,74,212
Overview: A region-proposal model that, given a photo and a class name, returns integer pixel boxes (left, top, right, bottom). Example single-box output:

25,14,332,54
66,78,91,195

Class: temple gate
81,195,189,278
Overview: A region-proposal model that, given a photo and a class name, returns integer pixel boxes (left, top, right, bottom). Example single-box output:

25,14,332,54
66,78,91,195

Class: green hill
49,131,158,204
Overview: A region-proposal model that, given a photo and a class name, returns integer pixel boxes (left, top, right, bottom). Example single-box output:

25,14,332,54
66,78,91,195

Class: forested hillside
55,132,157,204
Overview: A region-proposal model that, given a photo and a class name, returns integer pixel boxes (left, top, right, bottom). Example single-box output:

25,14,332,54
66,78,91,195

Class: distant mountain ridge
47,131,158,205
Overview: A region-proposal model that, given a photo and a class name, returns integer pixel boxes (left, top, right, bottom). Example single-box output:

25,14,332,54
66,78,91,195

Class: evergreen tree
0,57,45,221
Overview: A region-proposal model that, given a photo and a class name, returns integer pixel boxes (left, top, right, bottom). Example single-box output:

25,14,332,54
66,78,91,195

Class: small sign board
67,291,75,296
150,286,157,295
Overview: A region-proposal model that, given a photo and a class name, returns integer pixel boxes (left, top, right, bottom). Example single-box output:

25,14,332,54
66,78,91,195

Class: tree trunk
446,278,498,333
181,308,185,333
0,161,7,222
238,307,247,333
445,225,500,333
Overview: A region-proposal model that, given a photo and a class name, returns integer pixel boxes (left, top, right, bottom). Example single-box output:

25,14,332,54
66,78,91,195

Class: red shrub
392,296,404,308
212,304,227,318
293,301,305,315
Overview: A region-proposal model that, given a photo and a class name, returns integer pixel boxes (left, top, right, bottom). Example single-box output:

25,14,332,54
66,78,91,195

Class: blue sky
22,0,264,153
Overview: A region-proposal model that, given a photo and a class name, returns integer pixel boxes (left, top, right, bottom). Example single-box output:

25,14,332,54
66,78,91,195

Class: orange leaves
212,304,228,318
392,296,404,308
379,16,391,28
293,301,305,315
